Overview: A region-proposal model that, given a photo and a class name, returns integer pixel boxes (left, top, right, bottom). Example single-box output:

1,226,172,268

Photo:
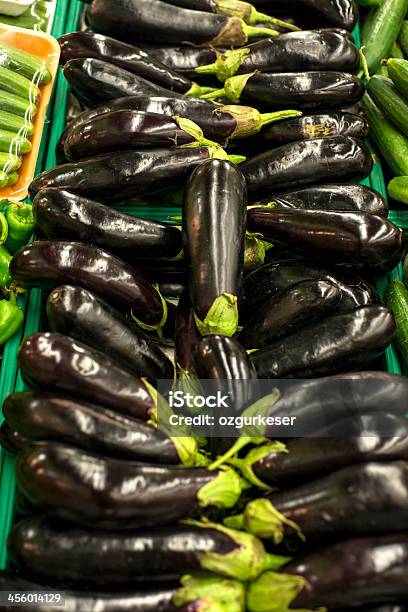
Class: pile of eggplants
2,0,408,609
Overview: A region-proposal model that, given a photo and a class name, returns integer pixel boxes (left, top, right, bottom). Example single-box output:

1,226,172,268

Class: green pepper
4,202,34,254
0,211,8,245
0,244,12,288
0,292,23,345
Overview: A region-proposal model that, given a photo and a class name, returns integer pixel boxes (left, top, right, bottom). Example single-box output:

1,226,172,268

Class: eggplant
246,209,404,270
183,159,246,336
241,136,373,193
0,421,27,454
87,0,278,46
15,442,243,529
175,289,201,374
17,333,158,422
259,183,388,216
29,148,215,204
239,279,341,348
240,412,408,488
249,0,358,31
197,30,359,80
159,278,186,298
250,305,396,378
140,45,221,78
10,241,167,329
3,391,196,465
240,260,377,321
32,189,183,262
204,71,364,109
45,285,174,382
8,515,281,584
58,31,212,97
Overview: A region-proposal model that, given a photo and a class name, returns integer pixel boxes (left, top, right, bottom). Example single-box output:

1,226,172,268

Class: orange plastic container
0,23,60,200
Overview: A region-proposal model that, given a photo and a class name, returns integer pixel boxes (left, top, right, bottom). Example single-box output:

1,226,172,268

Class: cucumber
399,20,408,56
367,75,408,137
385,280,408,368
0,66,40,102
0,90,36,119
0,153,22,173
388,175,408,203
0,14,48,31
0,111,34,137
391,40,406,59
6,172,19,186
0,130,31,155
361,0,408,74
387,57,408,97
0,42,51,85
362,93,408,175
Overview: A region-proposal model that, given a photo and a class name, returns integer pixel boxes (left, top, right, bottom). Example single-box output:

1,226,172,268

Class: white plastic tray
0,0,35,17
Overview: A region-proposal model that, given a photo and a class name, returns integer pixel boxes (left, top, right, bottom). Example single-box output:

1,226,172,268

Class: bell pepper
5,203,35,254
0,293,23,345
0,245,12,288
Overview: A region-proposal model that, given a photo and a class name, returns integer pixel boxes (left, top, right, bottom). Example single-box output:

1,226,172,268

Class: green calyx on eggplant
246,570,314,612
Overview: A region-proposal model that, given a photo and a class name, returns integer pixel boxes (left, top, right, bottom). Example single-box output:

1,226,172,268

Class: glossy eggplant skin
17,333,156,422
242,136,373,194
3,391,180,463
287,533,408,608
247,209,404,270
63,58,185,106
256,112,368,146
46,285,174,382
160,278,187,298
267,183,388,216
141,46,219,77
183,159,246,330
0,422,27,454
10,241,165,327
250,0,358,31
59,31,192,94
238,72,364,109
0,572,179,612
251,306,396,378
33,189,183,262
29,148,211,204
239,280,340,348
253,412,408,486
175,289,201,373
15,442,219,529
8,516,237,584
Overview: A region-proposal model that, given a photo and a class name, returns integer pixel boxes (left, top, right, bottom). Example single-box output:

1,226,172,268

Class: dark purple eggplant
183,159,246,336
45,285,174,382
29,148,213,204
239,279,341,348
241,136,373,193
15,442,243,528
249,0,358,31
87,0,278,46
204,71,364,109
175,289,201,375
10,241,167,329
250,306,396,378
0,421,27,454
2,391,196,465
141,46,221,77
246,209,404,270
197,30,359,80
259,183,388,216
8,515,278,584
17,333,158,422
32,189,183,263
159,278,186,298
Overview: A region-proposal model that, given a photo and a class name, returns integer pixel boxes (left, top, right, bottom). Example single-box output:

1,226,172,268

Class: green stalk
173,574,245,612
247,571,310,612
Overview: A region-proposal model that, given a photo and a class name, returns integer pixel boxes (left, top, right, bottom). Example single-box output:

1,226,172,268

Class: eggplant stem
250,8,301,31
260,109,302,128
208,436,266,471
244,23,280,38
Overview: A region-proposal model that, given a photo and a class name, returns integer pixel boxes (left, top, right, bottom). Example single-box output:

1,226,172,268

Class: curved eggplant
32,189,183,262
141,45,220,77
29,148,212,204
0,421,27,454
10,241,167,329
246,209,404,270
249,0,358,31
239,279,341,348
17,333,157,422
175,289,201,374
15,442,243,528
250,305,396,378
3,391,190,464
241,136,373,193
183,159,246,336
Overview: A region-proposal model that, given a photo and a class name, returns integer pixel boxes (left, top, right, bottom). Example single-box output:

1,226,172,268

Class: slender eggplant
140,46,221,78
17,333,159,422
175,289,201,375
15,442,244,528
197,30,359,81
249,0,358,31
29,148,220,204
242,136,373,194
184,159,246,336
32,189,183,262
159,279,186,298
202,71,364,108
257,183,388,216
246,209,404,270
45,285,174,382
0,421,26,454
7,515,285,584
251,306,396,378
3,391,196,465
239,280,341,348
10,241,167,329
87,0,279,47
58,31,213,97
